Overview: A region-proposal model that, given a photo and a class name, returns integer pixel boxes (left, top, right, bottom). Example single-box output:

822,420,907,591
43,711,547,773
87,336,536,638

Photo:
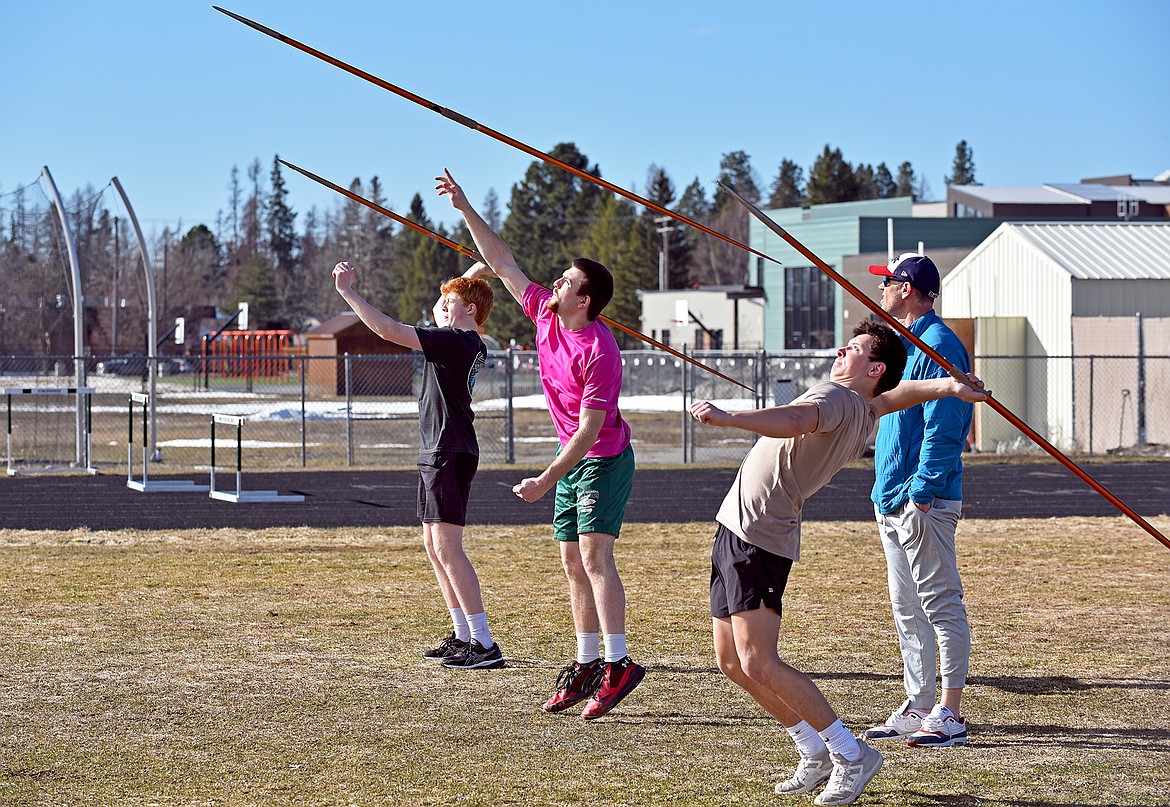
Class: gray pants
875,498,970,709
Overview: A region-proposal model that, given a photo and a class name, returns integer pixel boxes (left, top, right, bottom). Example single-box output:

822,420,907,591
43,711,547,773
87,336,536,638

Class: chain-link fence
974,354,1169,454
2,350,1166,476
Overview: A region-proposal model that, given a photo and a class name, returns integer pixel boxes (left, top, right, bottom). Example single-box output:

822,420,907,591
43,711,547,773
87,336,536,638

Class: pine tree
711,151,760,215
767,159,805,208
946,140,977,186
225,165,241,250
267,156,302,328
855,163,878,200
232,253,281,329
482,188,503,232
174,224,223,318
806,146,858,204
874,163,897,198
676,178,711,286
895,161,917,199
396,194,444,326
363,176,400,314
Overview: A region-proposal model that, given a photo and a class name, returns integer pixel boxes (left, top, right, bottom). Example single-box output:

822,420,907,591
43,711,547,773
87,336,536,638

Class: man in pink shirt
437,169,644,720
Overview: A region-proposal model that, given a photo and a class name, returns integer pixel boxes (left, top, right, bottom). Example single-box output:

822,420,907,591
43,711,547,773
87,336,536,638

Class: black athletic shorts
709,523,793,618
416,451,479,526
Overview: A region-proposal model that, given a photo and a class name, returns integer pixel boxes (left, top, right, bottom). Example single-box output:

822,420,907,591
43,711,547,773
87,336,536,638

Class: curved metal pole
278,159,753,393
214,6,782,269
40,166,87,467
721,182,1169,551
111,177,161,461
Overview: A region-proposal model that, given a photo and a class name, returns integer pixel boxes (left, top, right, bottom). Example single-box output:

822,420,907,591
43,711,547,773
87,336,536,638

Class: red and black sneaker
542,659,605,713
581,656,646,720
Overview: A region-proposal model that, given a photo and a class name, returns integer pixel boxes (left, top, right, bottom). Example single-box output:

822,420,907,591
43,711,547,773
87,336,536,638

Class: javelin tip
213,6,281,39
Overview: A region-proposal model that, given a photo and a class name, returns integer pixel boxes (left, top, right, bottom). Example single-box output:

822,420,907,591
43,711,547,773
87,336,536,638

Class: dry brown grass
0,516,1167,806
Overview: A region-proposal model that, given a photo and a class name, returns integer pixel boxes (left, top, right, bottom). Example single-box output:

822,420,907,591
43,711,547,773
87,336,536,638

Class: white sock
819,720,861,761
603,633,627,663
466,611,492,649
576,632,601,664
786,720,828,758
450,608,470,643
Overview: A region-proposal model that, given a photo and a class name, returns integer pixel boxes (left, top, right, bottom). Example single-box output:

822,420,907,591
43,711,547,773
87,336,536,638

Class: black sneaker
542,659,605,713
441,639,505,670
422,633,469,662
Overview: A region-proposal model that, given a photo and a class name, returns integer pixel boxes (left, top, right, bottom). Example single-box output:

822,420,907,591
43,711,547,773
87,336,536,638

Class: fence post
1136,312,1147,444
345,352,353,467
1088,356,1095,454
505,348,515,464
300,354,307,468
245,335,254,394
681,346,690,464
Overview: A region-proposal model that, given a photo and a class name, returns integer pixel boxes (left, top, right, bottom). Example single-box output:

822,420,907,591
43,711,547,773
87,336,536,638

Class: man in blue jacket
864,254,973,748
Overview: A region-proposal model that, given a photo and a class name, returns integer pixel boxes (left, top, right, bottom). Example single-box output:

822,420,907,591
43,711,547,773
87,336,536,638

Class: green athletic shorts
552,444,635,542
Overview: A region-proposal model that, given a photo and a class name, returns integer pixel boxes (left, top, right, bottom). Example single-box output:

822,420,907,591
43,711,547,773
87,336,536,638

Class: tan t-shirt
715,381,878,561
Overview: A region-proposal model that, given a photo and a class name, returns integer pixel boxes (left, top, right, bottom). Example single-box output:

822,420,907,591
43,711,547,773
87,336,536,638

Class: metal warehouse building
941,222,1170,452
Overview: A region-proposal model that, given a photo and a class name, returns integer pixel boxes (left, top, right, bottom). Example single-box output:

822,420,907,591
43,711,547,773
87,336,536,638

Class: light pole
654,215,673,291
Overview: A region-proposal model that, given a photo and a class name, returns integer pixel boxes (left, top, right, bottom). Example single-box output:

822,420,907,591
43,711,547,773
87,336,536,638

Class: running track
1,464,1167,531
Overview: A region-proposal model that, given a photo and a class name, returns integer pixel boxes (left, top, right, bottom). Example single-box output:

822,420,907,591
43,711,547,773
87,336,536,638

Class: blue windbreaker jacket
871,310,973,515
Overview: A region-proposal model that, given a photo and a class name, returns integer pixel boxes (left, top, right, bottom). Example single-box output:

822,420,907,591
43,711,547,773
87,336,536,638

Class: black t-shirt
415,326,487,458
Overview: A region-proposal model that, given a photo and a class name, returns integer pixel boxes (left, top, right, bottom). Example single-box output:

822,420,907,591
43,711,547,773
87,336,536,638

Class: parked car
95,357,189,376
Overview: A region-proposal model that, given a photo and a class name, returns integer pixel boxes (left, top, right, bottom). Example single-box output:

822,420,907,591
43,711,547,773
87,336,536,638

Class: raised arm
333,261,422,350
689,400,821,439
513,406,606,502
871,373,988,418
436,169,530,305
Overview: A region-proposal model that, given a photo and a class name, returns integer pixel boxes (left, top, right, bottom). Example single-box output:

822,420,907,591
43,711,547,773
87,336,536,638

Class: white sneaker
813,740,883,806
906,705,968,747
774,748,833,795
862,699,928,741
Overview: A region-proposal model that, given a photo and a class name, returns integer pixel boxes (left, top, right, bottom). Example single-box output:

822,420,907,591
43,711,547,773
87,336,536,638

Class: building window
660,329,670,347
785,266,835,350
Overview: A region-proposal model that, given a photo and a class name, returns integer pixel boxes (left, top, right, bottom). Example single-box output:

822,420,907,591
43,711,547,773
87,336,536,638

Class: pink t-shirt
523,283,631,458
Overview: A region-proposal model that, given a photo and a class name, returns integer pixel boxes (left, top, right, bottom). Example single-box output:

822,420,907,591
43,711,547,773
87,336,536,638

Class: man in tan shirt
689,319,987,806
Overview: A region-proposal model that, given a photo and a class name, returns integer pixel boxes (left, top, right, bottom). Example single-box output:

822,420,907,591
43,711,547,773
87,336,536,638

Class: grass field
1,516,1168,806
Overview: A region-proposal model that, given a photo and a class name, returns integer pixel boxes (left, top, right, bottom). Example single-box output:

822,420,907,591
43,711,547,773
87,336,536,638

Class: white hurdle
208,413,304,503
4,387,97,476
126,393,208,493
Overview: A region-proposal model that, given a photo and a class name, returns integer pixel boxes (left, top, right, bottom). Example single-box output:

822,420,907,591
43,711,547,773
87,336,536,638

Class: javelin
213,6,781,269
278,158,754,393
719,182,1169,551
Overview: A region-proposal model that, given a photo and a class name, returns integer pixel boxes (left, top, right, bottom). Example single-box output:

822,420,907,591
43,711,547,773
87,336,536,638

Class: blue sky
3,0,1167,236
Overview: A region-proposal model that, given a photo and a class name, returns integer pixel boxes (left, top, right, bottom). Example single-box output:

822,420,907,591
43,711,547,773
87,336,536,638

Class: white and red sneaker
863,699,929,741
906,705,968,747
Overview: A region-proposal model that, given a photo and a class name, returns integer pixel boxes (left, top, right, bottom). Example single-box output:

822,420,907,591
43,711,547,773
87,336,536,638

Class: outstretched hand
689,400,730,427
435,168,469,212
955,371,991,403
333,261,356,293
463,261,496,279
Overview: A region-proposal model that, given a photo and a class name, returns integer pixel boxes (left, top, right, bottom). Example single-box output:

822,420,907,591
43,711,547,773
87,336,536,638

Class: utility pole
655,215,673,291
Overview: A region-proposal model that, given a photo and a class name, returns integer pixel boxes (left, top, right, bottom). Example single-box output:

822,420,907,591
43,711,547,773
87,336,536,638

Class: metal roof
1124,185,1170,203
951,185,1088,205
1046,183,1134,201
952,182,1170,205
1007,222,1170,280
